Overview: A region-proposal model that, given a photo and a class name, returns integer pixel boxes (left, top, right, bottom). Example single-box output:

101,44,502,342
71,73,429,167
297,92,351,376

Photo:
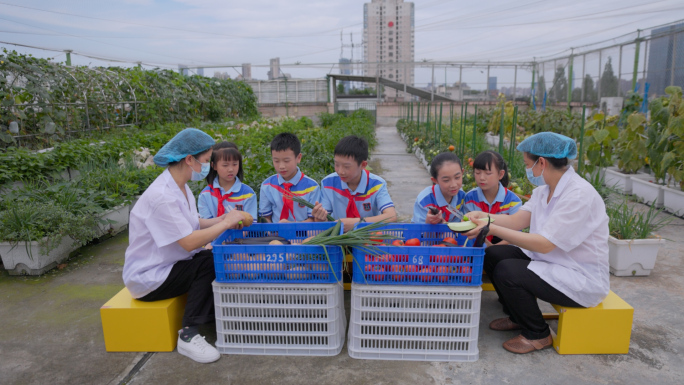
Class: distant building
647,23,684,97
339,58,352,93
268,58,280,80
363,0,415,99
197,68,204,77
436,82,471,101
214,71,231,80
178,65,189,76
488,77,497,92
242,63,252,81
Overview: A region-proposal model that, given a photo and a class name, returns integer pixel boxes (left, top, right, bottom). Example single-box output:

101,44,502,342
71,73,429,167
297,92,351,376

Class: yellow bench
100,287,187,352
550,290,633,354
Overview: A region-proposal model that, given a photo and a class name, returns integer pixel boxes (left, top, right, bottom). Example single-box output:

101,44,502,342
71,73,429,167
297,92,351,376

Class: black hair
334,135,368,165
270,132,301,156
430,152,462,179
473,150,510,187
526,153,569,170
206,141,243,185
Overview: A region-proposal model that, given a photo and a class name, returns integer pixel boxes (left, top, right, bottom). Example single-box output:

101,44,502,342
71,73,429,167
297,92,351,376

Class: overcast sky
1,0,683,88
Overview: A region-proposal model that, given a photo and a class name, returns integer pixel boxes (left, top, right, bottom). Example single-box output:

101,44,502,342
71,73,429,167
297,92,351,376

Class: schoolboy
259,132,321,222
312,135,397,232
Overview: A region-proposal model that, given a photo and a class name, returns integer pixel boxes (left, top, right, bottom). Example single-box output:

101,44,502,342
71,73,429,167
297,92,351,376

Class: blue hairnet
153,128,215,166
516,132,577,159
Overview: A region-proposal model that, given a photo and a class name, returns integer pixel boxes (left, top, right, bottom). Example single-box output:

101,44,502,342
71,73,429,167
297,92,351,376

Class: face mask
526,159,546,186
191,157,210,181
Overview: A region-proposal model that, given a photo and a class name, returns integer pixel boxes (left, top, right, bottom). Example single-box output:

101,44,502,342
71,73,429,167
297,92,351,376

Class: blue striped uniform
463,183,522,215
320,170,394,220
259,168,321,222
412,185,466,223
197,177,257,221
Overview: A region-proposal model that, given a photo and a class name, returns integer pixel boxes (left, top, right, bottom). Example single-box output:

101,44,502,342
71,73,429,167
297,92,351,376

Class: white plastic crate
348,284,482,362
212,282,345,356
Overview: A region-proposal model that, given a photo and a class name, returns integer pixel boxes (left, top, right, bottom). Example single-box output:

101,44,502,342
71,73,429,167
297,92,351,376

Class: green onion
282,190,336,221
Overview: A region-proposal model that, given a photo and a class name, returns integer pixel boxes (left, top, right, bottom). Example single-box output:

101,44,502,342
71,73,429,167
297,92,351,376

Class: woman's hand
463,211,488,221
463,215,490,239
311,202,329,222
223,209,245,230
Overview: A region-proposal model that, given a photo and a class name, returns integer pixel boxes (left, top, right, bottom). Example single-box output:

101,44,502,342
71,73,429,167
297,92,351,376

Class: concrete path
2,121,684,385
368,123,432,222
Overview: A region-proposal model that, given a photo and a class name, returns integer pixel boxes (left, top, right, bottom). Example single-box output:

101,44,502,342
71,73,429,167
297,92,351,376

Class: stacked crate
348,223,484,362
211,223,345,356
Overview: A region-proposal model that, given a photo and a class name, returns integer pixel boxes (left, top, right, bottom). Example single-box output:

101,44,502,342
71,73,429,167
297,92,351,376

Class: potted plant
652,86,684,215
0,204,97,275
606,199,670,276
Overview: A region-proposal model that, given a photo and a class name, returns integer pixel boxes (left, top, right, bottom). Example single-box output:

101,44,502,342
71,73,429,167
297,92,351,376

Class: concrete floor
1,123,684,385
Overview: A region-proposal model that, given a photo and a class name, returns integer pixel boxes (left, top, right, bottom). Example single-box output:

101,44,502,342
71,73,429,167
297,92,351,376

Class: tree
582,75,596,102
336,83,345,95
549,65,568,103
600,57,618,98
537,75,546,102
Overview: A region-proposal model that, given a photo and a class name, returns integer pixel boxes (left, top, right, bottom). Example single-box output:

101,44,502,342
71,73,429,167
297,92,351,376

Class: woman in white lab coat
465,132,609,354
123,128,245,364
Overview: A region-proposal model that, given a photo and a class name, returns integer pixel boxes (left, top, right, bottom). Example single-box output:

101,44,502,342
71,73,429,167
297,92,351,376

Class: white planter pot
662,186,684,216
96,204,131,236
631,178,664,208
485,132,500,147
608,235,665,276
603,167,651,194
0,236,77,275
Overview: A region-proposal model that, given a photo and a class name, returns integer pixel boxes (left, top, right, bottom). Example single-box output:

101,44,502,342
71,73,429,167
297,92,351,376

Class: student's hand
425,210,444,225
279,219,291,223
341,218,361,233
223,209,245,230
311,202,329,222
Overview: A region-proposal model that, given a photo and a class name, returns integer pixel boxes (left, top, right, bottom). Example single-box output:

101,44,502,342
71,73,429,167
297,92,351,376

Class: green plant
651,86,684,189
606,199,671,240
582,113,619,175
614,113,648,174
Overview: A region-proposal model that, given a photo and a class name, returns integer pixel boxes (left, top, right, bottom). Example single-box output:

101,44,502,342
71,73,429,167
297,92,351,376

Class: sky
1,0,683,89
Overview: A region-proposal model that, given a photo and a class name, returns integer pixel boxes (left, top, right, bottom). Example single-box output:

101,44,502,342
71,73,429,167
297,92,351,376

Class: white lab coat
123,169,202,298
521,167,610,307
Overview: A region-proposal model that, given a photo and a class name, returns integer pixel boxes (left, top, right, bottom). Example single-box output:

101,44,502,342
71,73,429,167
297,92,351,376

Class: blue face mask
191,157,210,181
526,159,546,186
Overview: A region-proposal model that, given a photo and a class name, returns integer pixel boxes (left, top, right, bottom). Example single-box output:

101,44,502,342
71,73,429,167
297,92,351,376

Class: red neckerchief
207,185,233,217
269,172,305,221
338,170,370,218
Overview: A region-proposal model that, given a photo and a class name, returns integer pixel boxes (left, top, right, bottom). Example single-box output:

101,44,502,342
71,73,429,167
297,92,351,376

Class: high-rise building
242,63,252,81
268,58,281,80
339,58,352,92
363,0,415,99
646,23,684,97
178,65,189,76
197,68,204,77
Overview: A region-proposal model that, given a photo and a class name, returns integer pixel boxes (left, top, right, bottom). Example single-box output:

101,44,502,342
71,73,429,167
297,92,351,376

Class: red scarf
269,173,305,221
207,185,233,217
339,170,370,218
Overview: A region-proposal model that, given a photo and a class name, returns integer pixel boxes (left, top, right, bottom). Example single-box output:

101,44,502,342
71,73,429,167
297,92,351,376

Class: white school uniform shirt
123,169,202,298
520,166,610,308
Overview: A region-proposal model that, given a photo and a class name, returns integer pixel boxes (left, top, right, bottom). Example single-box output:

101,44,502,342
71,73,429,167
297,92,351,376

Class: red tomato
443,237,458,245
405,238,421,246
364,255,375,263
436,266,450,283
370,231,384,243
391,239,405,246
420,267,434,282
391,265,404,281
404,265,420,282
458,266,473,283
365,264,385,281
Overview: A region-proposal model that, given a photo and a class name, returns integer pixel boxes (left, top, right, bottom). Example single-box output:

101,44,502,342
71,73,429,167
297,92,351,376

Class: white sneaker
177,332,220,363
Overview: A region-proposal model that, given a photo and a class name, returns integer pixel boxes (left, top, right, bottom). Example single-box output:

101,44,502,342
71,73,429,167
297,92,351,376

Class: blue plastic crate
212,222,344,284
351,223,484,286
